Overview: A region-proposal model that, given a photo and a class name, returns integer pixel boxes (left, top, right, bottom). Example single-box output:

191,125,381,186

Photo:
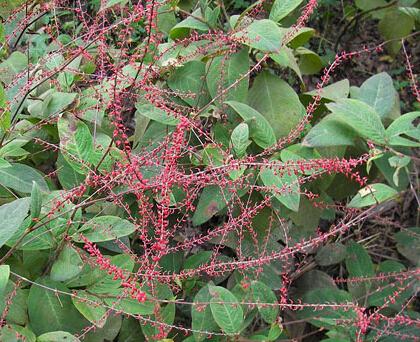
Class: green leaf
233,19,286,53
270,0,304,21
230,123,250,158
101,0,129,10
0,163,48,193
394,227,420,265
167,60,211,107
326,99,386,143
135,103,179,126
303,115,357,147
348,183,398,208
297,288,357,329
50,245,83,282
29,92,77,119
0,265,9,299
192,285,219,341
72,291,107,328
0,51,27,84
356,72,396,119
270,47,302,82
250,281,279,324
58,114,95,174
170,9,209,39
225,101,276,148
192,185,232,226
206,49,249,104
288,27,315,48
30,181,42,220
315,243,346,266
0,83,10,131
209,285,244,335
345,241,375,302
248,71,306,138
37,331,80,342
296,47,323,75
140,284,175,339
259,163,300,212
0,198,30,248
0,325,36,342
399,7,420,22
74,216,136,242
379,10,414,55
386,111,420,147
56,153,86,190
28,278,88,335
305,79,350,101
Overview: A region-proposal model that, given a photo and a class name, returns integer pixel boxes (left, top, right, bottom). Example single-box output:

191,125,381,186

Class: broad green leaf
270,47,302,82
348,183,398,208
296,47,323,75
297,288,357,329
135,103,179,126
167,60,211,107
379,11,414,55
355,0,387,11
56,153,86,190
0,265,9,299
0,197,30,248
30,181,42,220
84,314,122,342
192,185,232,226
58,114,95,174
288,27,315,48
50,245,83,282
206,49,249,104
248,71,306,138
0,325,36,342
192,285,219,341
184,251,212,270
356,72,396,119
303,115,357,147
230,122,250,158
37,331,81,342
73,292,106,327
326,99,386,143
28,278,88,335
117,317,145,342
233,19,286,53
394,227,420,265
399,7,420,21
305,79,350,101
140,284,175,339
209,285,244,335
386,111,420,147
294,270,337,298
74,216,136,242
103,289,155,316
68,254,134,289
250,281,279,324
315,243,346,266
0,51,27,84
225,101,276,148
259,163,300,212
0,281,28,325
270,0,304,21
0,83,10,131
101,0,129,10
367,260,411,308
345,241,375,302
0,163,48,193
170,9,209,39
29,92,77,118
